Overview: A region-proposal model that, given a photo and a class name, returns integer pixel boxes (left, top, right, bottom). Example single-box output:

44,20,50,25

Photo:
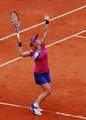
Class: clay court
0,0,86,120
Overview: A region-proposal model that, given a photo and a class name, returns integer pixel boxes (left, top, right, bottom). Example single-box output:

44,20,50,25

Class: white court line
0,5,86,42
0,102,28,109
0,102,86,119
0,29,86,68
74,35,86,39
56,112,86,120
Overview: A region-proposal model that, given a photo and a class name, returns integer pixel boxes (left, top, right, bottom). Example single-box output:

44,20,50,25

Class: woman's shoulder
41,42,46,49
29,49,36,56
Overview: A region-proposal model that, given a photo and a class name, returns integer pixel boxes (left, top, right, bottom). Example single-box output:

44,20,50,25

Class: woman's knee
41,83,52,95
46,88,51,95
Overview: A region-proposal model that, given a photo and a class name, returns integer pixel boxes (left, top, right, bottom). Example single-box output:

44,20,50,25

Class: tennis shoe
37,107,43,112
31,104,42,116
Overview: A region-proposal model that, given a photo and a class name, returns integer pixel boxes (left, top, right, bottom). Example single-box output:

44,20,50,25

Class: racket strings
10,11,20,32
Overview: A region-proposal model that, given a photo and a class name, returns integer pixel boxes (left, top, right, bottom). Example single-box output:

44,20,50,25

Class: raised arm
42,16,49,42
16,32,30,57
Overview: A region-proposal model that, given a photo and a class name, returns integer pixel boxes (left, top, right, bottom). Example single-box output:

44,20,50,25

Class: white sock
33,103,39,107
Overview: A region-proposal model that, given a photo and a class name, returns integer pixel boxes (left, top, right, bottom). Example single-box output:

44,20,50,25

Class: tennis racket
9,11,20,33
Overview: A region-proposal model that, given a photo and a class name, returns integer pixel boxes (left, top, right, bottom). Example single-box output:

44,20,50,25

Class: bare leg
31,83,51,115
34,83,51,104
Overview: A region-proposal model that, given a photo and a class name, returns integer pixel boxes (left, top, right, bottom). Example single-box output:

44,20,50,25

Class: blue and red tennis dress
29,43,51,85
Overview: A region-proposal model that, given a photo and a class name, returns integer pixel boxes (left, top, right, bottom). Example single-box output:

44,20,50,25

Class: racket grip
16,28,19,33
16,32,22,47
17,32,20,39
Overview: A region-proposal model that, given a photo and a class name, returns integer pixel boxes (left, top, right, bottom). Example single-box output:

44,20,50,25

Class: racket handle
16,32,22,47
16,28,19,33
17,32,20,39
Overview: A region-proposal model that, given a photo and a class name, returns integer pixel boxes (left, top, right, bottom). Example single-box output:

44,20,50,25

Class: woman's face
34,39,41,50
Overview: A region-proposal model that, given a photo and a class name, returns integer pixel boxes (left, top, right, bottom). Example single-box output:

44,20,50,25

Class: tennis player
16,16,51,116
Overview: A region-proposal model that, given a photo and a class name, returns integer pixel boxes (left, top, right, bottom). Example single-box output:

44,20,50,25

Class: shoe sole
29,107,43,116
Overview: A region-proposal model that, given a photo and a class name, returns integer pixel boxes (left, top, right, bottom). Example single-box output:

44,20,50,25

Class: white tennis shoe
31,103,43,116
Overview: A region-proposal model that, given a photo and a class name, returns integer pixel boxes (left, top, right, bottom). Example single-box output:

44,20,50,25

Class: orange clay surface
0,0,86,120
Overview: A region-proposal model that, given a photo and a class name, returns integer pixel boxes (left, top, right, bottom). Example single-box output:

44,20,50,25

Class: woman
16,16,51,116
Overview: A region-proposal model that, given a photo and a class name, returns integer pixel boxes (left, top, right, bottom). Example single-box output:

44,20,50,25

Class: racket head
9,11,20,32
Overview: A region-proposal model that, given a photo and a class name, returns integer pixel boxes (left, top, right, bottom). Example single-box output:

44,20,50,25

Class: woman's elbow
19,53,24,57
